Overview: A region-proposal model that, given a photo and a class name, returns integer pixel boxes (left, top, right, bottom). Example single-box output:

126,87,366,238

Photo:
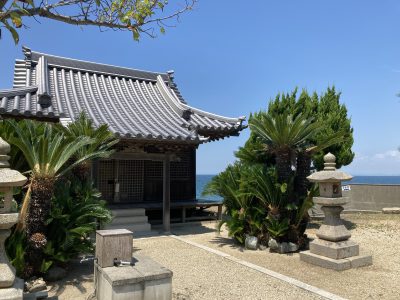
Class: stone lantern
0,138,27,299
299,153,372,271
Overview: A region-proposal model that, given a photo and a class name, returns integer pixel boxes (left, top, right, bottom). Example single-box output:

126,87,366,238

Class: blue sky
1,1,400,175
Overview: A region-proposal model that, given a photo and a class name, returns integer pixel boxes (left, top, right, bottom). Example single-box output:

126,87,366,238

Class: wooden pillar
163,155,171,233
217,204,223,220
181,207,186,223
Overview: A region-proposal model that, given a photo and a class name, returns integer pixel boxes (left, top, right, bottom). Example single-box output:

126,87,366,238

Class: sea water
196,175,400,201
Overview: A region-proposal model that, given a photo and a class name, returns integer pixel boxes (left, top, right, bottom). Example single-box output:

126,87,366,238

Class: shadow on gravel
171,224,217,236
48,260,94,298
209,236,245,252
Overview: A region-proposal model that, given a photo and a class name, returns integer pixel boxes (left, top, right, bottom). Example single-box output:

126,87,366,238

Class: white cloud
373,150,400,160
342,149,400,175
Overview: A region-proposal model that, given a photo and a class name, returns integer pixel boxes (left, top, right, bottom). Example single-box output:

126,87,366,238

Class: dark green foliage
265,217,289,240
5,230,26,277
3,116,115,278
58,112,119,182
202,163,242,215
44,178,112,264
267,87,354,170
204,86,354,249
312,88,354,170
204,164,286,244
6,178,112,277
0,120,29,172
235,130,275,165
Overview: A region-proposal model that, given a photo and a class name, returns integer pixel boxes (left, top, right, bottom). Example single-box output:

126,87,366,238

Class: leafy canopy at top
0,0,196,44
237,86,354,170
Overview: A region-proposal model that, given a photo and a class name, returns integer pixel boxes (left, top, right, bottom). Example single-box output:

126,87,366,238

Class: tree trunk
275,147,292,183
295,150,312,202
24,176,54,277
293,150,313,244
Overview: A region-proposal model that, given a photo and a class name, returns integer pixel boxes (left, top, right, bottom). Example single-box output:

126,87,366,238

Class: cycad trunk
275,147,292,183
295,150,312,202
290,150,312,244
24,176,54,278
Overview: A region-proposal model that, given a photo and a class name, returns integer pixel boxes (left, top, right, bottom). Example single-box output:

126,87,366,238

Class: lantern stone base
0,277,23,300
300,249,372,271
309,239,359,259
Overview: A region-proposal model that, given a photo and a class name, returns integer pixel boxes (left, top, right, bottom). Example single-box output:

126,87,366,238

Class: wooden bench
109,199,223,223
171,200,223,223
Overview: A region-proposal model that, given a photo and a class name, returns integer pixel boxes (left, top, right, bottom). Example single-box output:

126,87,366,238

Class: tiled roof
0,47,245,143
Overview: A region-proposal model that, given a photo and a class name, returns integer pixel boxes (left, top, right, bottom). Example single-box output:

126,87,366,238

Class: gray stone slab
347,255,373,268
95,255,172,300
382,207,400,214
300,251,351,271
96,229,133,236
0,277,23,300
96,254,172,286
313,197,349,206
300,251,372,271
310,239,359,259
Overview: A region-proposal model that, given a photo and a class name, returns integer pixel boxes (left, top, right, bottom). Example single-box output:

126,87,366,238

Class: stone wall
341,184,400,211
310,184,400,215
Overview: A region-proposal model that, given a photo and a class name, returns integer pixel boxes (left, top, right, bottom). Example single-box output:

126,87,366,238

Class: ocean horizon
196,174,400,200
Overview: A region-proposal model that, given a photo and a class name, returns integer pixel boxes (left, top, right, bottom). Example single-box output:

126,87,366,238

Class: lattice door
118,160,144,202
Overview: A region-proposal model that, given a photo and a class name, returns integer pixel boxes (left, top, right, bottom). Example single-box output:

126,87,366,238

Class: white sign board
342,185,351,191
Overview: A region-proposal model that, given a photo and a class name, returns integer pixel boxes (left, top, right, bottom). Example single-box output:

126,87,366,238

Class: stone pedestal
0,138,27,300
0,214,23,299
300,153,372,271
0,278,24,300
300,197,372,271
95,254,172,300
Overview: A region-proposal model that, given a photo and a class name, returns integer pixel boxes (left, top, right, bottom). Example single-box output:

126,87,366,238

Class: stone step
105,222,152,234
382,207,400,214
111,215,149,225
300,250,372,271
111,208,146,217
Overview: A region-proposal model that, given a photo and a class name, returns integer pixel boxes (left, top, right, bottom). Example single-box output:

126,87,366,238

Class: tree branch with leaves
0,0,196,44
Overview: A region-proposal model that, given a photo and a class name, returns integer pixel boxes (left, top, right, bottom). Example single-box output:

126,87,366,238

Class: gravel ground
47,259,94,300
47,213,400,300
172,213,400,300
133,237,322,300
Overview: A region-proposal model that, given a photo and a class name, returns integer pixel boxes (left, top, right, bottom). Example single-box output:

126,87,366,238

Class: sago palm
242,165,287,217
249,113,321,184
202,163,242,215
58,112,118,181
7,119,94,277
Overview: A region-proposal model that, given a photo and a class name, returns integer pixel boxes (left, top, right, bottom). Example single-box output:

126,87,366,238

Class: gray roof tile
0,47,245,142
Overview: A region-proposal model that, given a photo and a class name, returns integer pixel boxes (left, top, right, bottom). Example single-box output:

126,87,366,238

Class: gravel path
47,213,400,300
171,213,400,300
133,236,323,300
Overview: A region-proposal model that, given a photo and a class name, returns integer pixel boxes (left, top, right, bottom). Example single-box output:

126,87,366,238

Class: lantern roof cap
307,153,353,182
0,138,27,186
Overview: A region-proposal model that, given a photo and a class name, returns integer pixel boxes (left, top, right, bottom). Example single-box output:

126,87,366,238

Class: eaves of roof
0,47,246,143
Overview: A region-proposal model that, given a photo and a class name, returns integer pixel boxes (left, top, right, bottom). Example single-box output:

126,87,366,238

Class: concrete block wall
342,184,400,211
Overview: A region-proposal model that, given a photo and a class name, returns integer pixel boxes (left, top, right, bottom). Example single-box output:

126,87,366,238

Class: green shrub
44,177,112,264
